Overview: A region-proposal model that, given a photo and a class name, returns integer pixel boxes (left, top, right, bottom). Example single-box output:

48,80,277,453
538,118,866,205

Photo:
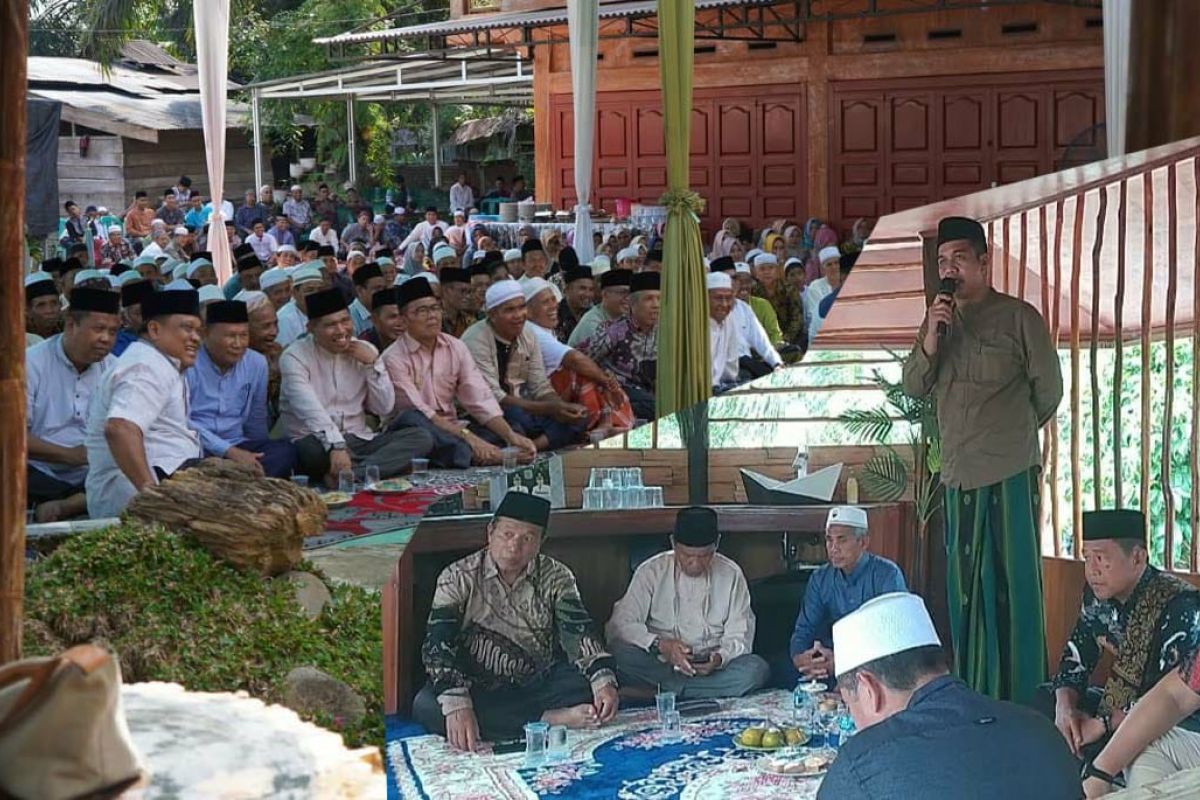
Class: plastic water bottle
832,714,855,749
792,681,811,726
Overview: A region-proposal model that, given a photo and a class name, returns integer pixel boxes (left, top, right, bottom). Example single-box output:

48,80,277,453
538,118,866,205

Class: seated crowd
26,185,862,523
411,494,1094,799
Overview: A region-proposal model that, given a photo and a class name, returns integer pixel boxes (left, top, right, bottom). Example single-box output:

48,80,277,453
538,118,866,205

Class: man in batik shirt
1036,509,1200,772
576,271,659,420
412,492,620,750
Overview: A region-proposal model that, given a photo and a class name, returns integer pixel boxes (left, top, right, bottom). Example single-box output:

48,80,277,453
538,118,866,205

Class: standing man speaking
902,216,1063,704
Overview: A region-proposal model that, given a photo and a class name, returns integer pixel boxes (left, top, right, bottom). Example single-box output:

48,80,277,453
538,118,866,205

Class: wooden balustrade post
1192,159,1200,573
0,0,29,665
1090,188,1107,512
1163,164,1178,568
1069,194,1085,556
1115,180,1128,508
1140,173,1154,549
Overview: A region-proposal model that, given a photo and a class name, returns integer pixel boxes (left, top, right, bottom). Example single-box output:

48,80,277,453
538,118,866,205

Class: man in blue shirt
817,593,1079,800
784,506,906,685
115,279,155,356
187,300,297,478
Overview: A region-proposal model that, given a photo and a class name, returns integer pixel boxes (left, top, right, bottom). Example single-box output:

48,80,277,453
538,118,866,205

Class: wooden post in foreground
0,0,29,664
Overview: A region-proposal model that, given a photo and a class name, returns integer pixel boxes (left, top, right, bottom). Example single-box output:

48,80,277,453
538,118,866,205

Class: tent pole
431,102,441,189
0,0,29,666
346,96,357,186
251,88,264,194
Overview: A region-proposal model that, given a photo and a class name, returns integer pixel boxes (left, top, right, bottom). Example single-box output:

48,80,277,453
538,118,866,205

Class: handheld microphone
936,277,956,339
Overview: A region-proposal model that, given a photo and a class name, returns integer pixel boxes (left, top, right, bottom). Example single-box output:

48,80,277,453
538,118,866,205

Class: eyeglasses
408,303,443,319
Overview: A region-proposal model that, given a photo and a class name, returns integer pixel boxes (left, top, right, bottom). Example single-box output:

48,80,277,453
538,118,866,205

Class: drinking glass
624,487,642,509
661,710,683,743
547,725,569,762
649,487,664,507
290,474,310,489
410,458,429,480
524,721,549,767
603,487,623,510
337,469,356,494
583,487,601,510
626,468,643,487
501,447,520,471
364,465,381,490
655,690,676,722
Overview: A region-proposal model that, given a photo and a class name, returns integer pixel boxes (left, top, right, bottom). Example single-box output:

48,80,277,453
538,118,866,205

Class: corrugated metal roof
30,88,249,140
314,0,774,46
27,56,240,94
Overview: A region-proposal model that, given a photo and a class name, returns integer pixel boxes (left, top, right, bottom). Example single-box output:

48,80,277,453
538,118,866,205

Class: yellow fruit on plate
760,731,784,749
739,727,765,747
785,728,805,745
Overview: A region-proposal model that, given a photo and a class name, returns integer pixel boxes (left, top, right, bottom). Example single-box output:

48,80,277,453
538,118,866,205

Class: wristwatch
1100,711,1113,736
329,442,347,453
1082,760,1116,786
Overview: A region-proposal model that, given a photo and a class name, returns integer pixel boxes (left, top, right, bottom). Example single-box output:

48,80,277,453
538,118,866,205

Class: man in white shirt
707,271,743,392
280,287,433,486
711,257,783,379
245,220,278,263
85,289,205,518
308,218,340,252
803,246,843,342
276,263,327,347
607,506,769,700
399,207,450,251
26,288,121,522
260,267,293,311
448,173,475,215
349,262,386,336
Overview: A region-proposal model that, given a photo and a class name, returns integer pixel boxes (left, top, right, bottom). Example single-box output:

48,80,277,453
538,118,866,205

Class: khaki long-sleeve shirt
902,289,1062,490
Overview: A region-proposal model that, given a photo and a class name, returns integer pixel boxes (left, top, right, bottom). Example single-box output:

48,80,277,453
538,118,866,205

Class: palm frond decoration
859,448,909,503
839,407,894,444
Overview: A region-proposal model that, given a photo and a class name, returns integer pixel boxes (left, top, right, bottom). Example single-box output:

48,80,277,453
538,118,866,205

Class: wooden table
384,503,913,715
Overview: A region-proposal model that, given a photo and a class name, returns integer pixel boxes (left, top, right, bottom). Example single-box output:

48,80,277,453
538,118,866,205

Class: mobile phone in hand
687,650,712,664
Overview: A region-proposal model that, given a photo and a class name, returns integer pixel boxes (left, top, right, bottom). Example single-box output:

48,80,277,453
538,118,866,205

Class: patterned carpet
386,690,829,800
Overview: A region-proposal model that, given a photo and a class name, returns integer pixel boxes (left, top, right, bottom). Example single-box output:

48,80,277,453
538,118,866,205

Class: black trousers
1031,682,1108,764
26,466,83,506
411,662,595,741
624,384,656,421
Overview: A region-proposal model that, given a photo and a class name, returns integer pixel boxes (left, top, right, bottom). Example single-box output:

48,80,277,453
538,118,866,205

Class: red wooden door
828,69,1104,230
551,84,807,239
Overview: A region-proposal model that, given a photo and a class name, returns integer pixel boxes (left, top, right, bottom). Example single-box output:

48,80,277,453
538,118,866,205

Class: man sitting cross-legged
412,493,620,750
382,278,537,469
607,506,769,702
280,287,433,486
187,300,297,478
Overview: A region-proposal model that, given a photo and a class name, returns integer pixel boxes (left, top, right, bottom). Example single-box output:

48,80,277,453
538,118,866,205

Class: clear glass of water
649,487,664,507
364,465,381,490
410,458,429,485
661,710,683,743
655,690,676,722
337,469,355,494
603,487,623,509
524,721,549,767
547,725,569,762
583,487,601,510
501,447,520,471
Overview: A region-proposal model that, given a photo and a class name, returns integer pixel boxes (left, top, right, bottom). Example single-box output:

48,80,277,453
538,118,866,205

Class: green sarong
944,465,1046,704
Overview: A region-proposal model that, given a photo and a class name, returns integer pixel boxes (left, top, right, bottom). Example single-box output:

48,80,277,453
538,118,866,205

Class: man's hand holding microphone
921,276,958,356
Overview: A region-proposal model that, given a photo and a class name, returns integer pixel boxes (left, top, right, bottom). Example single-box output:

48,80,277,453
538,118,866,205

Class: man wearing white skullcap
802,245,846,342
502,248,524,277
460,281,589,451
186,259,218,288
816,592,1078,800
100,225,135,267
782,506,906,687
706,270,744,391
258,268,294,311
752,251,804,348
276,263,328,347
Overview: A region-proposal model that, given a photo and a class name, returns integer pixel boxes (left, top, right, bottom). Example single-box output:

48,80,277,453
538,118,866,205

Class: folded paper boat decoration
739,464,843,506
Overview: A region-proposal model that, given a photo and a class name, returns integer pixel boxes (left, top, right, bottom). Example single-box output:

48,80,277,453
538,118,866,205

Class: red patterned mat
305,483,471,548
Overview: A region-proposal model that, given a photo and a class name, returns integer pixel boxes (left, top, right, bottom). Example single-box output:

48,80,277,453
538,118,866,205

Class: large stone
282,571,332,620
282,667,367,726
125,458,326,576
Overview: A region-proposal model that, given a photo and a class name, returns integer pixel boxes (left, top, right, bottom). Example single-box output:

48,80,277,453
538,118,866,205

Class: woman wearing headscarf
765,232,788,265
842,217,873,254
444,225,466,255
801,217,821,250
721,217,741,240
783,224,805,259
710,229,735,259
729,239,746,264
805,224,839,283
402,241,427,276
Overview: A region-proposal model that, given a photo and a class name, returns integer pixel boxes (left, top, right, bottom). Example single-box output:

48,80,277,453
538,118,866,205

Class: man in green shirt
902,215,1062,705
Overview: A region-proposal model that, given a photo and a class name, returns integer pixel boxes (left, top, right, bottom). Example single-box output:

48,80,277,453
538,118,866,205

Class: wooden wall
530,5,1104,232
56,135,126,215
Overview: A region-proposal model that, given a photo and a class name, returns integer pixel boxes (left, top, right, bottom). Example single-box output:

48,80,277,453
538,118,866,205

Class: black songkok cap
233,243,256,258
558,246,580,270
709,256,735,273
469,262,492,278
599,269,634,290
480,250,504,268
425,205,438,214
646,247,664,264
672,506,720,547
352,262,384,287
237,254,263,272
204,300,249,325
111,263,131,276
68,287,120,315
297,239,313,252
41,257,66,274
121,279,156,308
439,267,470,285
63,257,84,272
564,266,593,284
25,280,59,302
371,288,399,311
376,248,394,259
317,245,336,258
142,288,200,320
494,491,551,530
305,287,349,319
936,216,987,252
395,277,434,310
1082,509,1146,542
191,251,213,263
630,271,661,293
521,238,545,256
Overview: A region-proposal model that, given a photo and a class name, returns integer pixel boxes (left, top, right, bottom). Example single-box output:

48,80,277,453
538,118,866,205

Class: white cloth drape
194,0,233,285
1102,0,1131,158
568,0,598,264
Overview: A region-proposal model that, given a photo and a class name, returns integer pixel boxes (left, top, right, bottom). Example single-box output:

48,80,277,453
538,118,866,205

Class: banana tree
837,349,942,590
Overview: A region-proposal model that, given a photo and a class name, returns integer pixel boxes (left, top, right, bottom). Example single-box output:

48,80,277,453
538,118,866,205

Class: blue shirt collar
839,551,875,583
906,673,960,709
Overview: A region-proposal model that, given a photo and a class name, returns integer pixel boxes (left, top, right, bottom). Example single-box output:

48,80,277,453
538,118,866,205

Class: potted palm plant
837,350,943,590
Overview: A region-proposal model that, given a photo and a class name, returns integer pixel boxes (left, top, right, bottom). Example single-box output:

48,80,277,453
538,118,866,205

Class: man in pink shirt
382,279,536,468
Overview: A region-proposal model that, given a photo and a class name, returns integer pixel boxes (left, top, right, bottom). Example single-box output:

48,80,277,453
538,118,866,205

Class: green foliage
22,522,383,748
